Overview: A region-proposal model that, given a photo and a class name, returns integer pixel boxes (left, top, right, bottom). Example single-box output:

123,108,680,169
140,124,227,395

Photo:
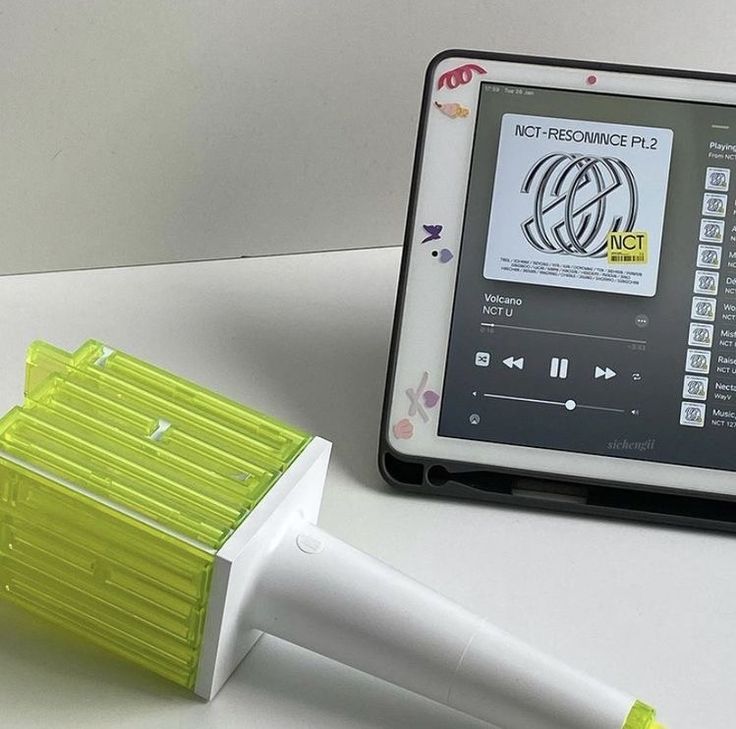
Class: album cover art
483,114,674,296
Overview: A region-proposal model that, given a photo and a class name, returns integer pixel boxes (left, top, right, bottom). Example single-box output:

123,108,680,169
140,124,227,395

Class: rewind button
503,356,525,370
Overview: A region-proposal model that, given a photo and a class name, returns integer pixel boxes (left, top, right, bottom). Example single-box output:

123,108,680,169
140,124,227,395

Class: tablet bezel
381,49,736,501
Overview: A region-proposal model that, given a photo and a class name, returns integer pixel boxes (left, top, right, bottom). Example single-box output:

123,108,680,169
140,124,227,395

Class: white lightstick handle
248,518,637,729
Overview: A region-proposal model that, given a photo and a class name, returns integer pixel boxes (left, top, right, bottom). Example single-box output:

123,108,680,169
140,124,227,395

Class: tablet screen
439,81,736,470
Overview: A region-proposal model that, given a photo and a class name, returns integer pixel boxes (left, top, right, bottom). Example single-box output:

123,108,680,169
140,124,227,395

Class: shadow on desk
230,635,488,729
0,600,486,729
0,600,195,724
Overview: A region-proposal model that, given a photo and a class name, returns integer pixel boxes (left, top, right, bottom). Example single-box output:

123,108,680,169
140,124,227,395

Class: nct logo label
607,231,648,264
520,152,639,258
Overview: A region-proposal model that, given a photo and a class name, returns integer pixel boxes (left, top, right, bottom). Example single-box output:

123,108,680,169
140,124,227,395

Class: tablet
380,50,736,532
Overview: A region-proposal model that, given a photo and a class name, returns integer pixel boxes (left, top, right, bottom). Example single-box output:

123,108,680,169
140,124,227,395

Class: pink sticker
437,64,487,90
393,418,414,440
434,101,470,119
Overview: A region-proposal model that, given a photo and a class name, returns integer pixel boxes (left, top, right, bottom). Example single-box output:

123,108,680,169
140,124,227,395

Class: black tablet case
379,50,736,533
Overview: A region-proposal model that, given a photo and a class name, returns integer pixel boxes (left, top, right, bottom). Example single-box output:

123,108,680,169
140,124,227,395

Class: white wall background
2,0,735,273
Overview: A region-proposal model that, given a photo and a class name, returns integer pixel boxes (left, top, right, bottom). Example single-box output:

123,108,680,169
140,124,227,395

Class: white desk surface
0,247,732,728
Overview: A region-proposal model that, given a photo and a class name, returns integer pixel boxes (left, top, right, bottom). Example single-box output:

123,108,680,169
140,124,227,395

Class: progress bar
482,392,626,414
480,322,646,345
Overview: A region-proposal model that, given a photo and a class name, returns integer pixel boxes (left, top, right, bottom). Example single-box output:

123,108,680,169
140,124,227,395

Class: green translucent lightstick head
0,340,330,697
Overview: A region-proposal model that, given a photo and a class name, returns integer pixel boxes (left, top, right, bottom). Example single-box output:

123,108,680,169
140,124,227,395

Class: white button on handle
296,532,324,554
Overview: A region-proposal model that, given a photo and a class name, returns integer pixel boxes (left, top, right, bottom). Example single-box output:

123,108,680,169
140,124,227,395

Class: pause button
550,357,569,379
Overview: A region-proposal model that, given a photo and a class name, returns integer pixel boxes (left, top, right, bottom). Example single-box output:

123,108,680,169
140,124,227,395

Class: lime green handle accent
1,340,313,689
623,700,665,729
